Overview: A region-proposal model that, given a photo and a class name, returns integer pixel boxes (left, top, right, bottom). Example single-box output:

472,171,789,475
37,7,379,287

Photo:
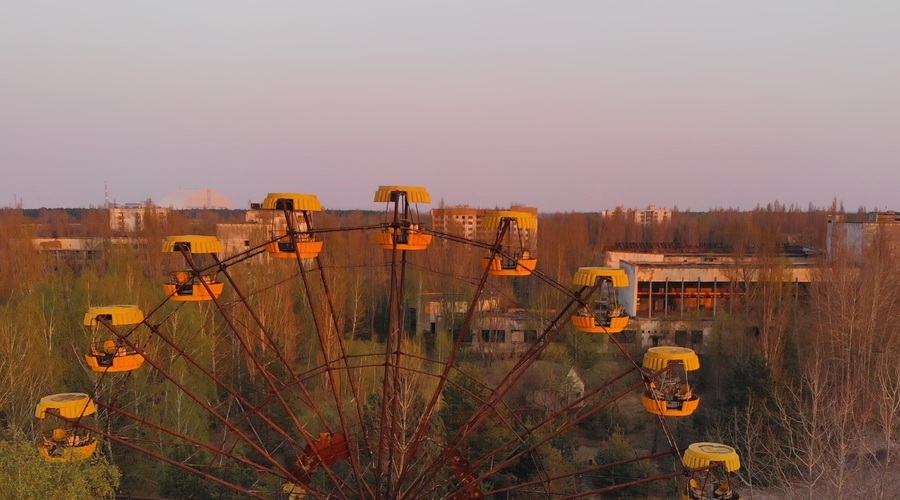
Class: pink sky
2,2,898,212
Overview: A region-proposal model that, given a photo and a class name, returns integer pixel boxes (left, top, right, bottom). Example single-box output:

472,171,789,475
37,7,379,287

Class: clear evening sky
2,2,898,212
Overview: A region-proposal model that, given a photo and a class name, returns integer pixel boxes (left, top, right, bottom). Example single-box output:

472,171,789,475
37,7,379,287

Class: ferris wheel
35,186,742,499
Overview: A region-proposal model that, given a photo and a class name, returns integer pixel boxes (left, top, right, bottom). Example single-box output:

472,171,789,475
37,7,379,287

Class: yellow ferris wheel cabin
83,304,145,326
374,185,433,251
35,393,98,462
481,210,538,277
641,346,700,417
571,267,630,334
682,442,741,500
162,235,225,301
261,193,324,259
83,305,146,373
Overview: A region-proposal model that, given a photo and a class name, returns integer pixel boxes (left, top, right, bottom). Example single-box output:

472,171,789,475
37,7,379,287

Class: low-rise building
468,310,540,359
827,211,900,260
606,248,815,347
32,237,144,269
484,360,585,413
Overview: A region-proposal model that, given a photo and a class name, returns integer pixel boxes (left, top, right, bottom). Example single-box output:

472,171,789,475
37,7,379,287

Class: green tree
0,438,120,499
592,428,658,498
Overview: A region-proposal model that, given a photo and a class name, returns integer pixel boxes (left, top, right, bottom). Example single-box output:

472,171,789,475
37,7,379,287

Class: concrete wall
216,223,267,260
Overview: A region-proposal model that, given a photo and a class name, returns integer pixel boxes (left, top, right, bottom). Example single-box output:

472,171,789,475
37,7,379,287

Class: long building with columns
605,249,815,347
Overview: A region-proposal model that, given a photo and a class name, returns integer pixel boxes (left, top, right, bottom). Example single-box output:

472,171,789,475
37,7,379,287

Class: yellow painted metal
572,314,629,334
641,393,700,417
374,232,433,251
83,305,144,326
481,210,538,230
163,281,225,301
261,193,322,212
373,186,431,204
571,315,594,331
572,267,629,288
642,346,701,371
162,235,223,254
282,482,308,499
85,353,145,372
38,439,97,463
266,240,324,259
606,315,630,333
35,393,96,419
482,257,537,276
85,342,145,373
682,442,741,472
266,231,324,259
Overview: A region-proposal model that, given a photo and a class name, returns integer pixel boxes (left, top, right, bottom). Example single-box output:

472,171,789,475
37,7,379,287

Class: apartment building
601,205,672,225
109,204,170,233
430,205,538,242
634,205,672,224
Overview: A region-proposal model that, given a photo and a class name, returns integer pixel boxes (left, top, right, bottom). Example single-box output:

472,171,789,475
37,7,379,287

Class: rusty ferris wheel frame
67,191,690,499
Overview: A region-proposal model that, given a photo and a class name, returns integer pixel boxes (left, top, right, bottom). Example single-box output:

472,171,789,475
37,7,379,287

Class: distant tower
104,181,109,208
206,188,211,209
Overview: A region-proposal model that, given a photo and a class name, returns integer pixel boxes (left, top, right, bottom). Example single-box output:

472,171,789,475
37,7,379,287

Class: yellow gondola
261,193,324,259
641,346,700,416
35,393,98,462
374,186,433,251
682,442,741,500
571,267,630,333
282,482,308,499
83,305,146,372
481,210,538,276
162,235,225,301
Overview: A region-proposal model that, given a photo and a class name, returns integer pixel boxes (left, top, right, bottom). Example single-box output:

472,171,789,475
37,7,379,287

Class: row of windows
440,328,652,345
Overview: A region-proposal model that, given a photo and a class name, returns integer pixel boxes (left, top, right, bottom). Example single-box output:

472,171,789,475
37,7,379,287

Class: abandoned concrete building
605,249,815,348
827,211,900,260
430,205,538,242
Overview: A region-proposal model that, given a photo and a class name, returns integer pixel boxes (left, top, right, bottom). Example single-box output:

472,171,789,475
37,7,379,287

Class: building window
480,329,506,342
691,330,704,344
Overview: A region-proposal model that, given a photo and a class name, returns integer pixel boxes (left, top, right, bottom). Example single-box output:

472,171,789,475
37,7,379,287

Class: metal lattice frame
59,205,703,498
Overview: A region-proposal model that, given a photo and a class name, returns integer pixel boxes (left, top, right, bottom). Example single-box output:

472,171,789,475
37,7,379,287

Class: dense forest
1,202,898,499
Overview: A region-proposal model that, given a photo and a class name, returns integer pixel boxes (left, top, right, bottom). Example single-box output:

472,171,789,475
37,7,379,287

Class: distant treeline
14,203,835,251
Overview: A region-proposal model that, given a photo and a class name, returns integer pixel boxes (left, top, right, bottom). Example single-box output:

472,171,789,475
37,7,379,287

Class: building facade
109,204,170,233
601,205,672,225
605,249,814,348
826,211,900,260
634,205,672,225
430,205,538,242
